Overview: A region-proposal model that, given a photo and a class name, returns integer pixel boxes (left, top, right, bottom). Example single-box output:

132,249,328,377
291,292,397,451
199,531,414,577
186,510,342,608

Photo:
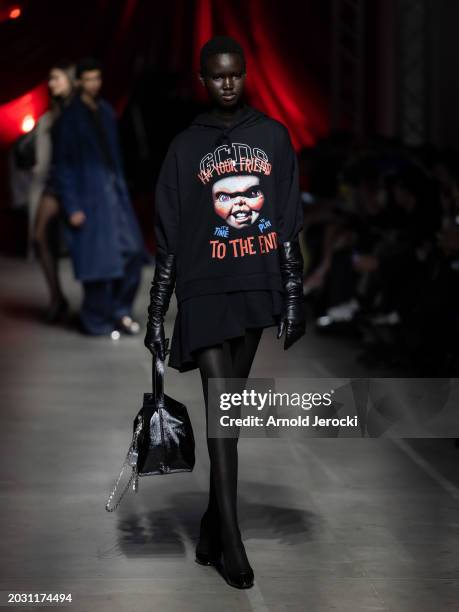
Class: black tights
32,194,65,307
194,327,263,572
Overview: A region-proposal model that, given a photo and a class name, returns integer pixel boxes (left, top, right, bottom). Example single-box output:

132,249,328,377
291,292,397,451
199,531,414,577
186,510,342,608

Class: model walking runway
1,255,458,611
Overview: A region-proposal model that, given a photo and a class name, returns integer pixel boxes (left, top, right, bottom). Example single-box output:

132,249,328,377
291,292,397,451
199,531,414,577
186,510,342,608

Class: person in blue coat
53,57,146,336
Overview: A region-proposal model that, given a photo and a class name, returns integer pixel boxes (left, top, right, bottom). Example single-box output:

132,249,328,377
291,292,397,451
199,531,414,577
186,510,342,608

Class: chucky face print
212,175,265,229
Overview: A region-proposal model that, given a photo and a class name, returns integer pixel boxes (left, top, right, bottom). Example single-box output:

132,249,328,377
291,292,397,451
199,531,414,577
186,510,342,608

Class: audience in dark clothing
299,135,459,376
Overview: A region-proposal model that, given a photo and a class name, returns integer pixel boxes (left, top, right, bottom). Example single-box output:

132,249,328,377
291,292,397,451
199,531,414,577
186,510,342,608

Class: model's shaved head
200,35,246,76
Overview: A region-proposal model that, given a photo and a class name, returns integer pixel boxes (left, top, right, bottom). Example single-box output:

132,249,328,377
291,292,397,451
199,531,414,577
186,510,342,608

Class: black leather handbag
105,353,195,512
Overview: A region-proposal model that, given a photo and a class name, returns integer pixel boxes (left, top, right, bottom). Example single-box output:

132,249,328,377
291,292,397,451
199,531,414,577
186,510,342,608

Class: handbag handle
152,351,166,405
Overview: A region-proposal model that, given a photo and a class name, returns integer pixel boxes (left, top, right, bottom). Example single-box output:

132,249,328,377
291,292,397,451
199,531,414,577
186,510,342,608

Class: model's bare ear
198,72,205,87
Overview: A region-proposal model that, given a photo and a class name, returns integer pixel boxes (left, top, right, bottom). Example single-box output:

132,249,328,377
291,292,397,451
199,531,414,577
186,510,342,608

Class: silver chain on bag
105,418,144,512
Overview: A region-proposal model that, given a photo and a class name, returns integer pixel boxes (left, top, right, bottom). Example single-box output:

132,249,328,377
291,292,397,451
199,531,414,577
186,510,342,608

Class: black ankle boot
218,536,254,589
195,509,222,566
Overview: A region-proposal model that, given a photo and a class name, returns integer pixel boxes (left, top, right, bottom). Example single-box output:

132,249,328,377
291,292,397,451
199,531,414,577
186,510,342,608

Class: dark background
0,0,411,254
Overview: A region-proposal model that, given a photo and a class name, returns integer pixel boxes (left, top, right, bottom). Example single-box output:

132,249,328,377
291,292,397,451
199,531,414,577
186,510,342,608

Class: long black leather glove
277,240,306,350
144,251,176,361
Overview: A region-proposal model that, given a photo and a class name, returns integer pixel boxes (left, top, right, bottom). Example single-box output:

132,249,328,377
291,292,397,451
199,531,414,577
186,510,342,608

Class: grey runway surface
1,256,458,612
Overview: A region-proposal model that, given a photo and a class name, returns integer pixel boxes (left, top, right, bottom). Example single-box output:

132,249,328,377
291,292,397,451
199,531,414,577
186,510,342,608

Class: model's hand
144,323,169,362
277,311,306,350
69,211,86,227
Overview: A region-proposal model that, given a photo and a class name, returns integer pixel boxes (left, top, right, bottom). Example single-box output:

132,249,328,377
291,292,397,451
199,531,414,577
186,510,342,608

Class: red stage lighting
9,6,21,19
21,114,35,133
0,84,48,147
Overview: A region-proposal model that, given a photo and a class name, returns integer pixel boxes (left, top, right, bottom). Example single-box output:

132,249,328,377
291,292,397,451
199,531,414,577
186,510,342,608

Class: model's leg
196,329,264,544
228,327,263,379
32,194,68,321
196,344,250,577
79,279,115,335
193,345,227,564
198,456,220,561
226,328,263,452
112,249,143,323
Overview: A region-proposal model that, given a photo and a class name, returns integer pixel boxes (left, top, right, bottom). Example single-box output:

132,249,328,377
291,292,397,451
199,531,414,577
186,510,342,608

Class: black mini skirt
168,289,284,373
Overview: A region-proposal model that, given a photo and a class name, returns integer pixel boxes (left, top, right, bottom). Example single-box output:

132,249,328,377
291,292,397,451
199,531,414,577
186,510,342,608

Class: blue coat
53,96,145,282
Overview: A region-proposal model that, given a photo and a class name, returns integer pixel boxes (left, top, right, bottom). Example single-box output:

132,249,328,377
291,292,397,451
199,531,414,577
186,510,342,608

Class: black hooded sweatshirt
154,103,303,303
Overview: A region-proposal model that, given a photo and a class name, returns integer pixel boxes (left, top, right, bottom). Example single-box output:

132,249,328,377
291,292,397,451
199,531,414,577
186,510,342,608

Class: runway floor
1,256,458,612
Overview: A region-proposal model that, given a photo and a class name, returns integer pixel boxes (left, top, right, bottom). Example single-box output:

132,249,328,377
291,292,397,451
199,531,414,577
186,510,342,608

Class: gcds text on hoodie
154,104,303,303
